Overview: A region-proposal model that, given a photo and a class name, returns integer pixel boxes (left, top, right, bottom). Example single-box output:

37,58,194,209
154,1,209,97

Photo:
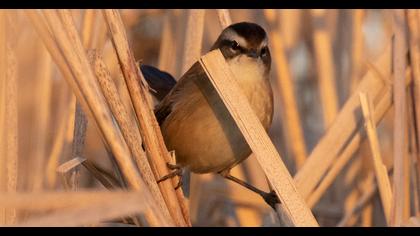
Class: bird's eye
260,47,268,57
231,40,240,50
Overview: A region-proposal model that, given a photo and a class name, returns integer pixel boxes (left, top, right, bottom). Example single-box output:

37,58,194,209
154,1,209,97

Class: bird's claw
157,162,184,190
261,190,281,210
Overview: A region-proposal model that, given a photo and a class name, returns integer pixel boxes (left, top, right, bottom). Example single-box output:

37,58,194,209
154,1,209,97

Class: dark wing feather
140,65,177,100
140,65,177,125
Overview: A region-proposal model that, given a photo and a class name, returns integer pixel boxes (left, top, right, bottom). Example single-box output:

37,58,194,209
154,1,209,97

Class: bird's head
211,22,271,72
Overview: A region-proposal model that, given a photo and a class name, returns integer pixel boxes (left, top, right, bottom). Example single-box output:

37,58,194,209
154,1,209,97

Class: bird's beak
247,50,258,58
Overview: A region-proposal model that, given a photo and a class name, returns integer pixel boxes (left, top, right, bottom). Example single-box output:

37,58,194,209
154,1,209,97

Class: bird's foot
157,163,184,190
260,190,281,210
220,170,281,210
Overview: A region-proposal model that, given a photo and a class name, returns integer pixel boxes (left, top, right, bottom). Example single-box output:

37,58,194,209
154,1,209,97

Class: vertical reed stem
390,9,408,226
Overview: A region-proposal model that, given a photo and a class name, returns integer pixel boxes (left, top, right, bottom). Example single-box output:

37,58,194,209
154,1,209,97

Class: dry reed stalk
408,89,420,216
4,43,18,226
390,9,408,226
29,45,55,190
294,41,396,199
306,65,413,210
359,92,393,223
158,10,176,74
216,9,232,29
102,9,189,226
406,10,420,159
350,9,365,91
30,39,55,191
56,9,174,225
82,9,96,48
350,11,367,223
403,108,411,220
87,49,160,195
0,191,164,226
410,145,420,217
264,9,307,169
25,10,91,119
181,9,206,74
199,49,319,226
26,10,171,225
310,9,339,129
0,10,6,225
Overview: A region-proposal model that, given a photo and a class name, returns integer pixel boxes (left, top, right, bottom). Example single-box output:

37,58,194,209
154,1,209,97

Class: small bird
141,22,279,208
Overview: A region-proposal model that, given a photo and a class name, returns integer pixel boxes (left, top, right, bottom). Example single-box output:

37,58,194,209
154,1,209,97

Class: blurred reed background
0,9,419,227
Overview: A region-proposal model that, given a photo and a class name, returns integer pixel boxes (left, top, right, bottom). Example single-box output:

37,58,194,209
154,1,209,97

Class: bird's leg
219,169,280,210
157,163,184,190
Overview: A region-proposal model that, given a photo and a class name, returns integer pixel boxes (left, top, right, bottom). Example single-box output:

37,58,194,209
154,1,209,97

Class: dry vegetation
0,9,419,227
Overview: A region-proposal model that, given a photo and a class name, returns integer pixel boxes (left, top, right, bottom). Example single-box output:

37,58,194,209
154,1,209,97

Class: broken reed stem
26,10,169,226
350,9,365,91
359,92,393,223
216,9,232,29
310,9,339,129
391,9,408,226
181,9,206,74
264,9,308,169
406,10,420,159
102,9,190,226
57,156,84,190
4,43,18,225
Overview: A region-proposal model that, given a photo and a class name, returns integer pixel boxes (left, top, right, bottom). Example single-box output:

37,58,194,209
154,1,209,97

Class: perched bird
141,22,279,208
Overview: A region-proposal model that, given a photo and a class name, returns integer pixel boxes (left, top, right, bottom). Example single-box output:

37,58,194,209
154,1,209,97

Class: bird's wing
139,64,180,125
140,65,177,101
143,63,203,126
